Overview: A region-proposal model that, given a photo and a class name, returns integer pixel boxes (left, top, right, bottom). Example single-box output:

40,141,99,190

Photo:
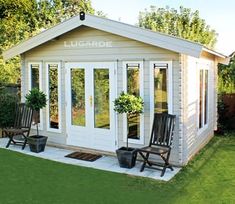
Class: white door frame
65,62,117,152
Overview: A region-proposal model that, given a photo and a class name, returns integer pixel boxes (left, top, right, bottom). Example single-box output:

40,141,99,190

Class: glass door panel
93,69,110,129
71,68,86,126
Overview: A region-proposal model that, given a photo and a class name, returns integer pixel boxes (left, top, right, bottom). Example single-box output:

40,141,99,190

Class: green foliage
114,92,144,115
0,0,39,84
218,56,235,94
0,57,21,83
0,0,95,84
217,95,230,132
0,90,17,128
25,88,47,111
37,0,95,28
139,6,217,48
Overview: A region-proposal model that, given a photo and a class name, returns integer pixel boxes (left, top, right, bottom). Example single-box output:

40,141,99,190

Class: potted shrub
114,92,144,168
25,88,47,153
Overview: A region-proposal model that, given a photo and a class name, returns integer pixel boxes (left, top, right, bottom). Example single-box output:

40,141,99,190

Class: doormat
65,152,102,162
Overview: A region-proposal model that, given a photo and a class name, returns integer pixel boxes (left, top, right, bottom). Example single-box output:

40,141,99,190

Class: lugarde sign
64,41,113,48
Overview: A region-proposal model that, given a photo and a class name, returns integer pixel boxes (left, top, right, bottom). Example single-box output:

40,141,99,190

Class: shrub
0,90,17,128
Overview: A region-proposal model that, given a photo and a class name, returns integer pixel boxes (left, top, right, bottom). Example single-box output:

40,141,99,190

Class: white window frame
28,62,43,130
149,61,173,128
46,62,62,133
197,62,210,134
123,61,144,145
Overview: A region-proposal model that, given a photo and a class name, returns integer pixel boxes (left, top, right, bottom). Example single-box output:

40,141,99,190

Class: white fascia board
217,57,230,65
201,47,230,65
202,47,227,59
3,16,82,60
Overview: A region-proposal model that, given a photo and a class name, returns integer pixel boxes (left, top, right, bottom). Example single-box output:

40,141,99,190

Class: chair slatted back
14,103,33,129
149,113,176,147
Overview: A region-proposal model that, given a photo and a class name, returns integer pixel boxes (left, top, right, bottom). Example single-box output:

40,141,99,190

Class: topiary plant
25,88,47,136
114,92,144,148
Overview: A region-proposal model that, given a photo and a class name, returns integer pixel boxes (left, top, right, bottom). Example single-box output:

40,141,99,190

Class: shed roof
2,13,228,62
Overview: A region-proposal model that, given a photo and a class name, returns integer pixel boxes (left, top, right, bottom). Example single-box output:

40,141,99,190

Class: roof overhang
201,47,230,65
229,51,235,57
2,13,228,62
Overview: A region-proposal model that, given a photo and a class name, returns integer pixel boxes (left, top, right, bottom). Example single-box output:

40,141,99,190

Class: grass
0,134,235,204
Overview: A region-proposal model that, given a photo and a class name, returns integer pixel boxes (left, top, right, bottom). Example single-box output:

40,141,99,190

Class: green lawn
0,135,234,204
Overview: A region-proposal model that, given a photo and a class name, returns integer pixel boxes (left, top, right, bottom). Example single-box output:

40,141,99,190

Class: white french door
65,62,116,152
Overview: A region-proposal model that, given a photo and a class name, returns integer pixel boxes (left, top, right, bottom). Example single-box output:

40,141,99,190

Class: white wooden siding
183,53,216,164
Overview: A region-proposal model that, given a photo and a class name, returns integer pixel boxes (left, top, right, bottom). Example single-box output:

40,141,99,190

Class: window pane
31,64,40,89
127,64,140,140
71,68,86,126
127,67,139,96
31,64,40,123
48,64,59,129
154,67,168,113
127,114,140,140
94,69,110,129
204,70,208,125
199,70,203,129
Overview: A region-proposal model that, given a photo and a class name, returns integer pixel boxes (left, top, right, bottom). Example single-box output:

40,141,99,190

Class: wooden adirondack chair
3,103,33,150
137,113,176,177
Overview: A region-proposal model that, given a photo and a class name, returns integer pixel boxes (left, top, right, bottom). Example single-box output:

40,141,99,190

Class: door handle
89,95,92,107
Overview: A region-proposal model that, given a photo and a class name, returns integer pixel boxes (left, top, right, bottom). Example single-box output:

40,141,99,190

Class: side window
199,69,209,129
46,63,61,132
123,61,144,144
28,62,42,127
153,64,168,113
150,61,172,117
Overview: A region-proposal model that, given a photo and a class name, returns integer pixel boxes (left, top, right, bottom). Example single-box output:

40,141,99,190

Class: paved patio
0,138,180,181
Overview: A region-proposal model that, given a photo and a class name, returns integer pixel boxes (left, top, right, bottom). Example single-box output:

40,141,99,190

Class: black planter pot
116,147,137,169
28,135,48,153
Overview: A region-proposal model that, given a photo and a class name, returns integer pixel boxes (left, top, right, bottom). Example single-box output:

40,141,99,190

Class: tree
0,0,95,84
139,6,217,48
37,0,95,29
0,0,39,83
218,55,235,94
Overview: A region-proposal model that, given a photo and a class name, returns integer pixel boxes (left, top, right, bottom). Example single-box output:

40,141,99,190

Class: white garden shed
3,13,229,166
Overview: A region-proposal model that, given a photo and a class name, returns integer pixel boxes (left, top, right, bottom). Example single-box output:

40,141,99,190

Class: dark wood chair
137,113,176,177
3,103,33,150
